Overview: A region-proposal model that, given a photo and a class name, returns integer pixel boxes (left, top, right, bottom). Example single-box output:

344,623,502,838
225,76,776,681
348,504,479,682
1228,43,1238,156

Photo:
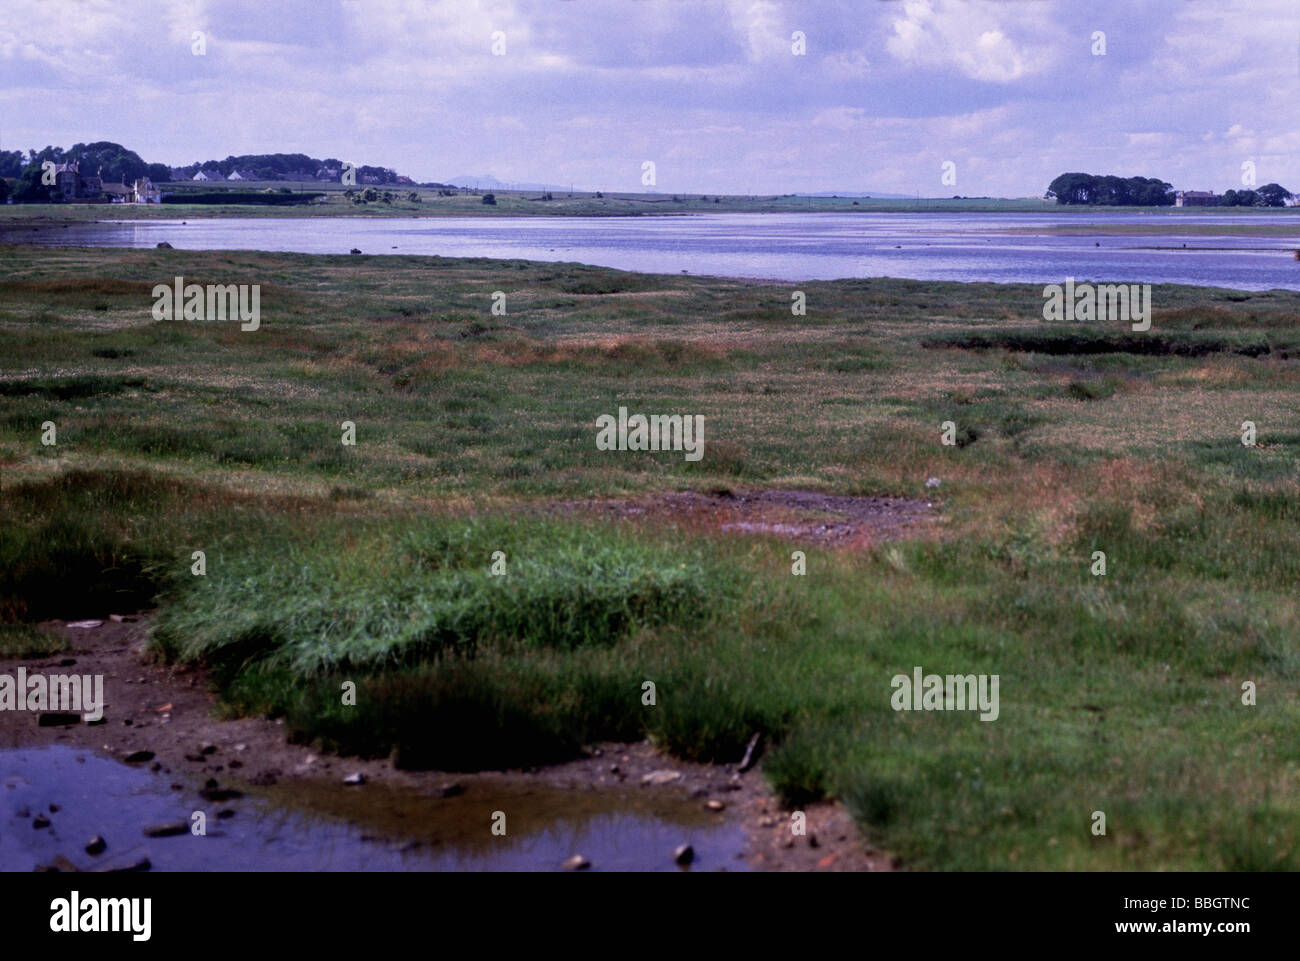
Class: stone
143,822,188,838
122,750,154,763
85,836,107,856
438,782,464,798
705,799,726,812
673,844,695,866
66,620,103,629
641,770,683,786
343,772,366,786
33,813,51,829
562,854,590,871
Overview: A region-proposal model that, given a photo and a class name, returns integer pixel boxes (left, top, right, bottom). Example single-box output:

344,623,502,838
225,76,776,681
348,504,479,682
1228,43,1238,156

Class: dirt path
2,616,896,872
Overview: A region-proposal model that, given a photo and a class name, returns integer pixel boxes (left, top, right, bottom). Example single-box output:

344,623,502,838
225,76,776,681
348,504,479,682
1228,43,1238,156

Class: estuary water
5,211,1300,290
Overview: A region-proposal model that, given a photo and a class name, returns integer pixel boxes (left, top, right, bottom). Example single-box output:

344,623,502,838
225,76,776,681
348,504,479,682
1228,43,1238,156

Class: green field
3,245,1300,869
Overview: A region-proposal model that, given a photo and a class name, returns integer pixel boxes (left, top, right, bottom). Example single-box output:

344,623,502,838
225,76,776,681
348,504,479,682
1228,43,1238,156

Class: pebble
641,770,683,786
705,799,726,811
562,854,590,871
673,844,694,866
33,813,51,829
343,773,366,786
143,822,189,838
122,750,154,763
85,836,107,856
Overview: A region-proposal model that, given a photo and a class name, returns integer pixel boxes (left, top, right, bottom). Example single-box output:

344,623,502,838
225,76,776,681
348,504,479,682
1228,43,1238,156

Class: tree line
1047,172,1293,207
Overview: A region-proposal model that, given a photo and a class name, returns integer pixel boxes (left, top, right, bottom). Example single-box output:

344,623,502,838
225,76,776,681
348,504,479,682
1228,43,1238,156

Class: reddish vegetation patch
554,487,938,547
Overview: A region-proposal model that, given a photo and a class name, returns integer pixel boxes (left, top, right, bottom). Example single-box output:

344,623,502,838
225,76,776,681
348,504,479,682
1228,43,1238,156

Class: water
1,746,748,872
5,211,1299,290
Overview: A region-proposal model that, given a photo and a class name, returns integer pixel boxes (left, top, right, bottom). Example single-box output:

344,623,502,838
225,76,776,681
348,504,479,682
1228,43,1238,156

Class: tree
12,162,53,202
1222,189,1238,206
482,193,496,205
146,163,171,183
1257,183,1293,207
407,191,420,203
0,178,9,203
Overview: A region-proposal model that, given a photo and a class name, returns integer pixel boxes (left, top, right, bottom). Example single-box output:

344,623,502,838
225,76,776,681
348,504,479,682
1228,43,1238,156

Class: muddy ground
2,616,898,872
548,486,939,546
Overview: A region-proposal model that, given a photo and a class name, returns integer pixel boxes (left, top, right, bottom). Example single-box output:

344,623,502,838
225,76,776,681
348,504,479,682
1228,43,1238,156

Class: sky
1,0,1298,196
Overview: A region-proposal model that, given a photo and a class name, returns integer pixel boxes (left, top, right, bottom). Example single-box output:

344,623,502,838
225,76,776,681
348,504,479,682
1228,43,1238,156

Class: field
3,244,1300,870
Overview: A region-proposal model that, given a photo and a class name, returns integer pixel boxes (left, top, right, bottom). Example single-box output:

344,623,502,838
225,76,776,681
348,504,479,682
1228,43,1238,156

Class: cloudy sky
2,0,1297,196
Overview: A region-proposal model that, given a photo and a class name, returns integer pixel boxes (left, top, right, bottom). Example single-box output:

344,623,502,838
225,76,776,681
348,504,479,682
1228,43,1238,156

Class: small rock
608,764,620,775
58,658,76,667
673,844,694,866
438,782,464,798
200,743,217,756
343,773,366,786
85,836,107,856
758,816,775,827
143,822,188,838
705,799,726,812
49,803,61,813
66,619,103,629
110,614,125,622
641,770,683,786
233,743,248,752
122,750,154,764
808,833,819,848
36,855,80,873
926,477,941,489
562,854,590,871
216,809,237,820
33,813,51,829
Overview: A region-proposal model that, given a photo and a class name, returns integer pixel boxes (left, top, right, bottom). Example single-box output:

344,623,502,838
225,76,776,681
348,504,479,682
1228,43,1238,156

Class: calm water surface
5,211,1300,290
2,746,747,872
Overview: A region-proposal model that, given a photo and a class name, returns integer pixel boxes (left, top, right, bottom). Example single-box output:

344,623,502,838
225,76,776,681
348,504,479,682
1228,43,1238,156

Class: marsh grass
4,245,1300,868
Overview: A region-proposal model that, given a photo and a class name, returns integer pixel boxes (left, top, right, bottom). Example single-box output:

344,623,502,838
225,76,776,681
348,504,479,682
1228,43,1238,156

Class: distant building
226,169,255,181
51,162,102,201
1175,190,1218,207
100,180,131,203
192,169,220,181
131,178,162,204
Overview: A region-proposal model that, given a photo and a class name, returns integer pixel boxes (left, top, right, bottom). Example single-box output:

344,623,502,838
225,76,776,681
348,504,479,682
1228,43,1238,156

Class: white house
192,169,220,181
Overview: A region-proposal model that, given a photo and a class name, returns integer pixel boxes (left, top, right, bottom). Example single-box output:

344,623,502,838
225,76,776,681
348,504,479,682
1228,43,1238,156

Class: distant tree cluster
1047,172,1293,207
171,154,398,183
1046,173,1174,206
1222,184,1293,207
7,141,158,201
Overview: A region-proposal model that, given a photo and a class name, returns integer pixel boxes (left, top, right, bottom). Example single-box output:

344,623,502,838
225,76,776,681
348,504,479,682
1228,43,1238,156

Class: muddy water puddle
2,746,749,871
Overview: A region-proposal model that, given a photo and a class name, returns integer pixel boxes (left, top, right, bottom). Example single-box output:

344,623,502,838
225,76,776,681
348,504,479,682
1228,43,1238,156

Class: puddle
1,746,750,871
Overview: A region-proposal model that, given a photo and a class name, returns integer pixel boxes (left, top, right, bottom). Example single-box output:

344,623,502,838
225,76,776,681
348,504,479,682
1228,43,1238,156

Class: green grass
3,245,1300,869
0,622,68,658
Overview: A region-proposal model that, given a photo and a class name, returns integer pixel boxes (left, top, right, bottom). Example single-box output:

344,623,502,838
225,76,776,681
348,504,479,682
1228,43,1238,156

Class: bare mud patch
550,487,938,546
